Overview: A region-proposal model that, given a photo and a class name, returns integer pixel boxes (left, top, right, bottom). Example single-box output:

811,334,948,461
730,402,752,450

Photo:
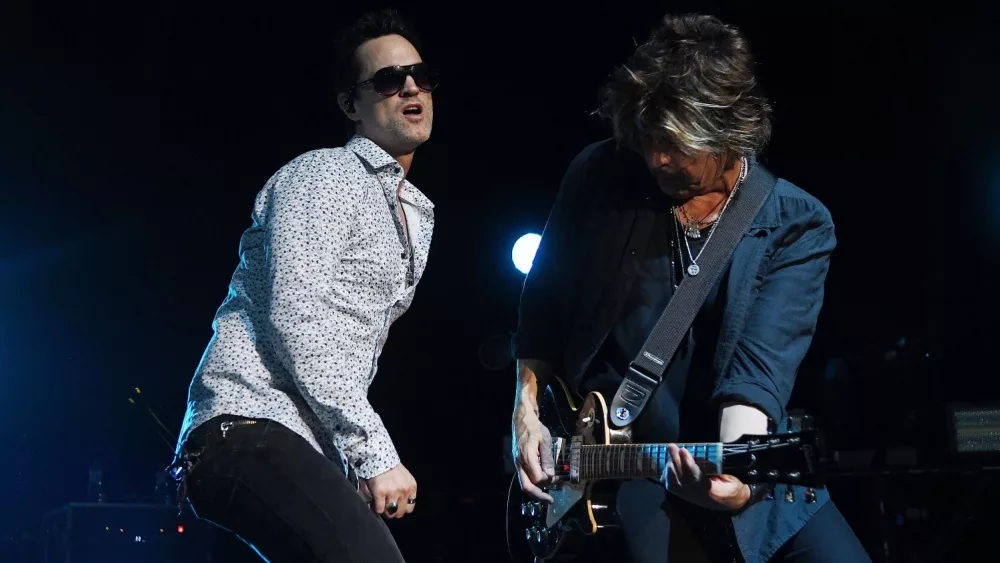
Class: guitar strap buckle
608,363,661,428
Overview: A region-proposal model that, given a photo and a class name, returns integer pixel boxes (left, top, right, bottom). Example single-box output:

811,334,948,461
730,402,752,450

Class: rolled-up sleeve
713,205,837,424
512,145,595,365
262,151,399,479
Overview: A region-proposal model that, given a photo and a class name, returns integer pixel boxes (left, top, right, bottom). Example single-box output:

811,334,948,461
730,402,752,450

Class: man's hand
512,402,555,503
662,444,750,511
366,464,417,519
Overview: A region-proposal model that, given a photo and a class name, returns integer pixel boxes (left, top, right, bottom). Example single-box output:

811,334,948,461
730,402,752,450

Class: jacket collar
744,155,782,230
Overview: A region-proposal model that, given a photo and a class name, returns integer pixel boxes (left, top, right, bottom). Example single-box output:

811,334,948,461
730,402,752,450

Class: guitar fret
580,441,728,480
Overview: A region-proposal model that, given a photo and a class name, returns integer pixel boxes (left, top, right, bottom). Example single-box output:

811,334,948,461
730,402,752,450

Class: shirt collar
346,134,400,172
346,134,435,210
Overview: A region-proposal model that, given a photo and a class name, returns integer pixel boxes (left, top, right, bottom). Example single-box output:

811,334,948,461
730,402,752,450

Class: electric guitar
506,376,828,562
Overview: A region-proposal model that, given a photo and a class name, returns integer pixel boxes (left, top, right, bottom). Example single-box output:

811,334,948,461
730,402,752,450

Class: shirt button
630,248,637,255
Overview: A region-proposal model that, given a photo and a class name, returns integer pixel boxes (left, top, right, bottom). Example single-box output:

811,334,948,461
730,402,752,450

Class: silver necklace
678,198,724,240
672,156,747,277
676,157,749,240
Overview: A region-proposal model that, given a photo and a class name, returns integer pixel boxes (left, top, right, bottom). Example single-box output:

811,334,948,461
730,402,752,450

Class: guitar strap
608,161,778,428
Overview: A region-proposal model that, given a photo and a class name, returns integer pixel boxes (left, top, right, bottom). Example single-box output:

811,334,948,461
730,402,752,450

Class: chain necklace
676,157,749,240
671,156,748,277
678,198,725,239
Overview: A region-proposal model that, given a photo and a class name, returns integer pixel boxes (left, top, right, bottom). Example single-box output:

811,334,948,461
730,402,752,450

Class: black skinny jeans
180,415,405,563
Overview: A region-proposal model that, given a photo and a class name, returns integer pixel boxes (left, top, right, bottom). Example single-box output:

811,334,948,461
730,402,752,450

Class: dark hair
332,8,423,100
597,14,772,159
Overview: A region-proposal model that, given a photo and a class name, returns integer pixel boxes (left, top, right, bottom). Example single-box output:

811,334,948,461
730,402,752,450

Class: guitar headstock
722,430,827,489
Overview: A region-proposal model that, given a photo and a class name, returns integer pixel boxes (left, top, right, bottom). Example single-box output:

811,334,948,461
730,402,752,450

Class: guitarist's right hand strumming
512,359,556,504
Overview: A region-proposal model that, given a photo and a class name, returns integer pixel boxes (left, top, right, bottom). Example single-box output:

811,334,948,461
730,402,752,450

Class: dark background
2,1,1000,561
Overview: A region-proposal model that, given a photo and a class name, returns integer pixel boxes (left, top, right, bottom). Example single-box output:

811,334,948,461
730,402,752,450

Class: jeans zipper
220,419,258,439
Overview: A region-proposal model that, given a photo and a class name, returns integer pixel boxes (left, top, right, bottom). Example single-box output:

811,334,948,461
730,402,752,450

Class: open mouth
402,104,423,117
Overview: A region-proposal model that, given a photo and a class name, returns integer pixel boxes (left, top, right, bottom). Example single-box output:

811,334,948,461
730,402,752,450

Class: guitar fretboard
579,443,723,480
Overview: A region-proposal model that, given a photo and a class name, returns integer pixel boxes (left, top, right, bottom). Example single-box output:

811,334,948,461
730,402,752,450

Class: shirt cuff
349,430,401,480
713,381,784,427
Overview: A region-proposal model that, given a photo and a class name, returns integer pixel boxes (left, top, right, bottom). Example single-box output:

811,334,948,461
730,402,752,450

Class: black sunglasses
349,63,440,99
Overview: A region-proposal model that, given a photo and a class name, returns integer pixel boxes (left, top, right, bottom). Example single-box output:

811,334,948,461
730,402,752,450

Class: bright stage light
512,233,541,274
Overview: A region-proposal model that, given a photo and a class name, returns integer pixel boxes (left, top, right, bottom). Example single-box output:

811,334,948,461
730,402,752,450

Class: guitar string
568,443,801,477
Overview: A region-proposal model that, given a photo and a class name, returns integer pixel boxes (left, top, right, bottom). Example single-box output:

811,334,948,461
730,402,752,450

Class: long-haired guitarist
511,13,871,563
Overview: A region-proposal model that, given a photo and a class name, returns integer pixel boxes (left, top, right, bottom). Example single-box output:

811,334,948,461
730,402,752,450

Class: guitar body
506,382,628,562
507,376,827,562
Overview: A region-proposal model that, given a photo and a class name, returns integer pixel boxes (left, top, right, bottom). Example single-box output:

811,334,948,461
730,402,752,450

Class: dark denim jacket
512,138,835,563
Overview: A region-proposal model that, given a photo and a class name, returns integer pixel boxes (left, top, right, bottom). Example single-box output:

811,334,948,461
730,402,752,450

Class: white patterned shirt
176,134,434,480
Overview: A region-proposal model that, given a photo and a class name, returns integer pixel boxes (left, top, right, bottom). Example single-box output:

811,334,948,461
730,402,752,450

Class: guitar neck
579,443,723,481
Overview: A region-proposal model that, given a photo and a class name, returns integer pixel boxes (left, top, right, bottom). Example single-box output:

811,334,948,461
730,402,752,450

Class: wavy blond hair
597,14,772,160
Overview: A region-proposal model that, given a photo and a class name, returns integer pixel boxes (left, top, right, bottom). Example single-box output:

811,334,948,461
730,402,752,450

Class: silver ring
386,502,398,514
406,498,416,504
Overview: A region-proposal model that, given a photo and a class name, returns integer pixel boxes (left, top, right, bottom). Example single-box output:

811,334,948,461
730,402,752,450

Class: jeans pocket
214,418,273,452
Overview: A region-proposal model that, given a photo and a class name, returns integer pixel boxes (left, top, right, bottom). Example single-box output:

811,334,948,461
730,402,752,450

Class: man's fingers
663,460,675,490
389,495,405,519
668,444,684,482
518,437,548,485
679,448,702,482
404,484,417,515
358,480,372,503
518,468,554,503
538,433,555,477
373,492,386,515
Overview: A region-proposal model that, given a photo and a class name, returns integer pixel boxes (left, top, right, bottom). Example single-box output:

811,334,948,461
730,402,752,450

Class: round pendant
685,224,702,239
687,263,700,276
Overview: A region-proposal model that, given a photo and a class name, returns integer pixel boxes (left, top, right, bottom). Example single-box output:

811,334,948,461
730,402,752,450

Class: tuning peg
804,488,817,504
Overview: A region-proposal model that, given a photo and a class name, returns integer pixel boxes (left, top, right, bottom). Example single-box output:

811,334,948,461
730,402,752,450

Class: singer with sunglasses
170,8,439,563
